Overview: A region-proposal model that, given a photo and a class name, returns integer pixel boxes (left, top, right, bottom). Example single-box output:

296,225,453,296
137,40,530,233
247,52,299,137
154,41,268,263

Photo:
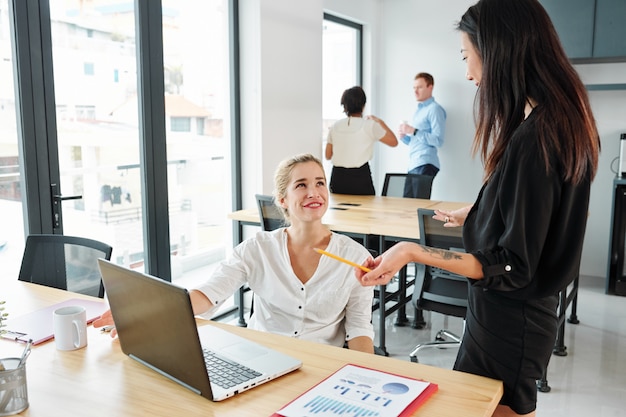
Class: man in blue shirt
398,72,446,198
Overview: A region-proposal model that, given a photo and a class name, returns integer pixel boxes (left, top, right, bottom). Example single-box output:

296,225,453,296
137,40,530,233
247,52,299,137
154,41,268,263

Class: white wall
239,0,324,209
575,63,626,278
373,0,481,203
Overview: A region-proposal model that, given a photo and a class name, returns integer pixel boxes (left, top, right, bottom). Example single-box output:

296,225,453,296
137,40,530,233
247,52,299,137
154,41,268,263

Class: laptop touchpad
223,343,268,360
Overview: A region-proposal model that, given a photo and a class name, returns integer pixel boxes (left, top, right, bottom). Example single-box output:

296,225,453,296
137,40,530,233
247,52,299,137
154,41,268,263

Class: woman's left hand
433,206,471,227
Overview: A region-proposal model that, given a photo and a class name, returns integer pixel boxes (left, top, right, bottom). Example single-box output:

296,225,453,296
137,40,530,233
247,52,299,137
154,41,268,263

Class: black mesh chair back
381,173,434,199
409,208,468,362
380,173,435,321
245,194,286,320
255,194,285,231
18,234,113,298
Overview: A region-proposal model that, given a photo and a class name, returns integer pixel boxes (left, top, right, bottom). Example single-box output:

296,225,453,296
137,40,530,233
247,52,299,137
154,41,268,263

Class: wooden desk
229,195,471,242
1,282,502,417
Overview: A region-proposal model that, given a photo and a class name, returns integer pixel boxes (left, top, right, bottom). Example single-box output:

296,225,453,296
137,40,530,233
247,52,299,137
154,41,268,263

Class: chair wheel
435,335,445,341
536,380,551,393
374,346,389,357
410,356,418,363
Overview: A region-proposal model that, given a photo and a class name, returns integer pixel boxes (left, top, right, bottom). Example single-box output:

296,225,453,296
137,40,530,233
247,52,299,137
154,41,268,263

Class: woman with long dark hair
355,0,600,415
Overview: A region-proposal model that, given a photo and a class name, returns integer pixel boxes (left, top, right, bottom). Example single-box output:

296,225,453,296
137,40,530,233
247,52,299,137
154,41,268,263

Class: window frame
9,0,242,280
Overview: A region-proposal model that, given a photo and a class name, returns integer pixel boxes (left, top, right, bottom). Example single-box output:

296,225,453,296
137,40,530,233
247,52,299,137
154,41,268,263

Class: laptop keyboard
203,349,262,389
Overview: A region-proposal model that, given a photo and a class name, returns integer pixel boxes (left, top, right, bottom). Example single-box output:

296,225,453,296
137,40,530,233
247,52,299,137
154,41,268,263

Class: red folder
271,363,438,417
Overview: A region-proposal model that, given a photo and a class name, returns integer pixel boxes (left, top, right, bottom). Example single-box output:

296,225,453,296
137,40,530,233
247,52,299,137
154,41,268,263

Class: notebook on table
97,259,302,401
1,298,107,345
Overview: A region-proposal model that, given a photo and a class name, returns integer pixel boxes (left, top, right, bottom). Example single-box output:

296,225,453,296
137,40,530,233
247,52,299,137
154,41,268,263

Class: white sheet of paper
278,364,431,417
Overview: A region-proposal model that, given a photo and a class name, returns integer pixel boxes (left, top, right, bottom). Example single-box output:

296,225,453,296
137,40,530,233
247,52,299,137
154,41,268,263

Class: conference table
229,194,470,242
1,281,502,416
228,194,471,354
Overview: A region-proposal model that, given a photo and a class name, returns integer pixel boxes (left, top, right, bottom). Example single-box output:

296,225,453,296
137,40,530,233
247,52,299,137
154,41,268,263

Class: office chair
18,234,113,298
255,194,286,231
379,173,434,328
235,194,287,326
409,208,468,363
381,173,434,200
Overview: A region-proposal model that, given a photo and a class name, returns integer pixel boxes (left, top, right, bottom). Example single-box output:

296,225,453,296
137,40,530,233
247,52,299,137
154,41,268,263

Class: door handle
53,194,83,201
51,183,82,229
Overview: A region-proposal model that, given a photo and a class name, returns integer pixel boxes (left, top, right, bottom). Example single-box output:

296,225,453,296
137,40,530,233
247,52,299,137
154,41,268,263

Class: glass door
6,0,235,281
0,0,25,276
161,0,232,286
48,0,146,268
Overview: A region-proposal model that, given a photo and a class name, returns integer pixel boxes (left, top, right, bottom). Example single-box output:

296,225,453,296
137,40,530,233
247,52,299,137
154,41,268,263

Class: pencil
313,248,371,273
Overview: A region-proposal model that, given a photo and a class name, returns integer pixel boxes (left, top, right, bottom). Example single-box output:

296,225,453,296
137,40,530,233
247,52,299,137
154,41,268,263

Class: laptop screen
98,259,213,399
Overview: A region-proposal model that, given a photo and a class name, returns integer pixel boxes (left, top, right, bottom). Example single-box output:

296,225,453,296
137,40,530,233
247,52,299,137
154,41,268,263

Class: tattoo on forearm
420,246,463,261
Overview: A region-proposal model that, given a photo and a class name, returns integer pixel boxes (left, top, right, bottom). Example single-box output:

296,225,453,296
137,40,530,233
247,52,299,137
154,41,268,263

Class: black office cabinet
606,178,626,295
540,0,626,62
594,0,626,59
540,0,595,59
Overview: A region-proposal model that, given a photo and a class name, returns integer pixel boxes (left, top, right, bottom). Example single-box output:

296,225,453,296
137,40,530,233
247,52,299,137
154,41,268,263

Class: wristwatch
413,128,418,135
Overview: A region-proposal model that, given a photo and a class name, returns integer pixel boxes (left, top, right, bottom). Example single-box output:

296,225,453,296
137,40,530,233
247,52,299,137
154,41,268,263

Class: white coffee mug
53,306,88,351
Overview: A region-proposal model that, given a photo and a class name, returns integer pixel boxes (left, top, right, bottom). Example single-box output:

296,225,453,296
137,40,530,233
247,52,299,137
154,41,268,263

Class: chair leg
409,319,465,362
408,327,463,363
538,277,580,393
537,369,551,392
412,307,427,329
409,340,461,363
568,275,580,324
436,329,461,343
553,288,568,356
376,284,389,356
394,265,410,326
237,287,247,327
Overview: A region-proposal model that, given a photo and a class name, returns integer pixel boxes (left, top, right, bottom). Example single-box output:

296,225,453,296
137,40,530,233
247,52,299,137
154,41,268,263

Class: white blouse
327,117,386,168
195,229,375,347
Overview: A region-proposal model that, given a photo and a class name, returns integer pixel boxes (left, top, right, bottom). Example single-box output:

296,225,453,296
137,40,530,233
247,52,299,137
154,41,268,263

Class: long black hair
457,0,600,184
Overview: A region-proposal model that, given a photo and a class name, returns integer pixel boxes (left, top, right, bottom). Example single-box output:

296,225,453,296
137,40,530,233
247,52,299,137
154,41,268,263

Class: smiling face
460,32,482,87
279,161,328,225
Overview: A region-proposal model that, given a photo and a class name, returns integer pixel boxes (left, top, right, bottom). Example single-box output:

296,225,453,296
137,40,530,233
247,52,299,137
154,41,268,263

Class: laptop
97,259,302,401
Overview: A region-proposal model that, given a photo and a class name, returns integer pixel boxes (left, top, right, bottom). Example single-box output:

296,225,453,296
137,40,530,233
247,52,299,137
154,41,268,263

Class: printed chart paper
277,364,436,417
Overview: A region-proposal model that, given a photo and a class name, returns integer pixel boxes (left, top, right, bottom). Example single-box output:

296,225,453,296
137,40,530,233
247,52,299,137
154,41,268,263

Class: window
83,62,94,76
321,14,362,172
162,1,232,285
50,0,146,269
0,0,25,276
6,0,238,283
170,117,191,132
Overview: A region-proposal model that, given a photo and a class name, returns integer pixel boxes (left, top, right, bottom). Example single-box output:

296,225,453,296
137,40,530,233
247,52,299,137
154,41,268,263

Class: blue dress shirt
401,97,446,170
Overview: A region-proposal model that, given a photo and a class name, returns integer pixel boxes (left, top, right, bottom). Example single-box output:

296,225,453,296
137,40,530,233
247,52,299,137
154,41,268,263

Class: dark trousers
403,164,439,198
329,163,375,195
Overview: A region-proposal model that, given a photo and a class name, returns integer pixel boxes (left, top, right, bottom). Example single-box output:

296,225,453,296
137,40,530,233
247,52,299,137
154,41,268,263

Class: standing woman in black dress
355,0,600,416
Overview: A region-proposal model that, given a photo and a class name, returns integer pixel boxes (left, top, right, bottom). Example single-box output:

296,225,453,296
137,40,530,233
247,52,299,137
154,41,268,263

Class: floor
178,272,626,417
369,275,626,417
